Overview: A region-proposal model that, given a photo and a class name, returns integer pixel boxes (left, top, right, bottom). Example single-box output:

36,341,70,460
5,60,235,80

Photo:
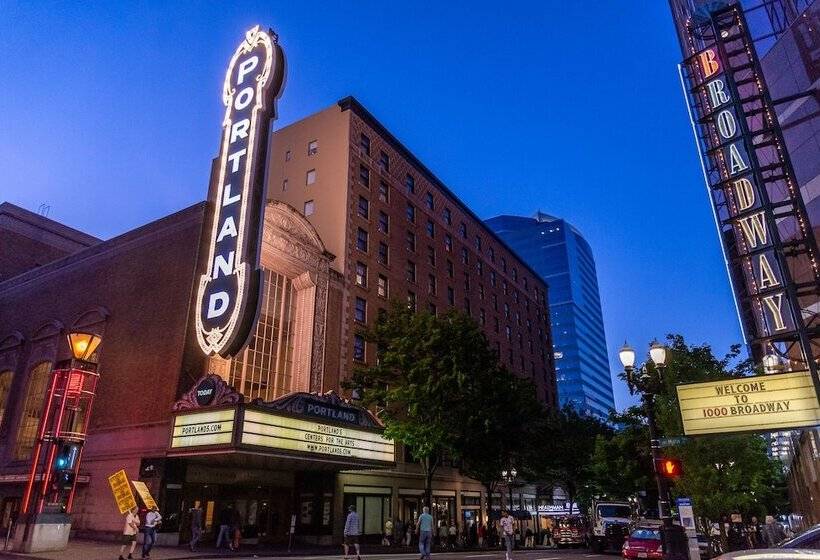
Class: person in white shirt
141,507,162,559
500,510,515,560
343,505,361,560
118,507,140,560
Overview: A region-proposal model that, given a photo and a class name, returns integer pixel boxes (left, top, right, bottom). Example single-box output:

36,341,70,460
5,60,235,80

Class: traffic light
655,457,683,479
53,442,81,490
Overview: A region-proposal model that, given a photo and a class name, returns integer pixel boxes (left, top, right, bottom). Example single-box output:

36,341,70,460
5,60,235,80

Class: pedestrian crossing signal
656,458,683,478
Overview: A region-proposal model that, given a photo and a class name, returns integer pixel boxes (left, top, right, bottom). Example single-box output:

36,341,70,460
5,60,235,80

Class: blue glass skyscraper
486,212,614,419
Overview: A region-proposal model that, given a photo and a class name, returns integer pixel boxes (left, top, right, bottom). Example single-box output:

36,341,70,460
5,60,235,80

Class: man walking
216,506,232,550
762,515,786,547
416,506,434,560
343,505,362,560
189,504,203,552
141,506,162,559
118,507,140,560
500,510,515,560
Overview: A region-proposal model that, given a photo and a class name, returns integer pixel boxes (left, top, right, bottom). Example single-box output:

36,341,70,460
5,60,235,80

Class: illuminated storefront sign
241,409,395,463
679,5,820,371
677,371,820,435
171,409,236,448
195,25,285,357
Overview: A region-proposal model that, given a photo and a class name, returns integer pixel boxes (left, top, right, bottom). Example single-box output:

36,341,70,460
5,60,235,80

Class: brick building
0,97,556,546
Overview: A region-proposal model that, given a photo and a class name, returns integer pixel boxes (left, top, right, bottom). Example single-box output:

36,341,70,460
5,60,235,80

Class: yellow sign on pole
677,371,820,435
108,470,136,514
131,480,158,510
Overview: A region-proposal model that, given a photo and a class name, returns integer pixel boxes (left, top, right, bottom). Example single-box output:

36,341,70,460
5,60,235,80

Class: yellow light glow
67,332,102,361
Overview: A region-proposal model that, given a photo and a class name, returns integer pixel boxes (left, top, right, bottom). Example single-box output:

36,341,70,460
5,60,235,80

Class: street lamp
501,467,517,513
67,332,102,363
762,353,781,374
618,340,679,559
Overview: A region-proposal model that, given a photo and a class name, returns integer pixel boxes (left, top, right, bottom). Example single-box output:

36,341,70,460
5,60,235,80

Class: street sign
659,436,689,448
107,470,136,514
677,371,820,435
131,480,158,510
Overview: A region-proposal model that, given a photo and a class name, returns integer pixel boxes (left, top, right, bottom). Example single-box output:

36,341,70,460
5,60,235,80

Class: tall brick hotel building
0,97,556,545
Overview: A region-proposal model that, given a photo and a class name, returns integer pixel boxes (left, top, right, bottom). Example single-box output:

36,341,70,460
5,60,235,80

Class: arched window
14,362,52,460
0,370,13,429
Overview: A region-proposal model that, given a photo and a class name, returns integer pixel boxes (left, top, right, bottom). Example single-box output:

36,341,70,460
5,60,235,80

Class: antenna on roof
37,204,51,218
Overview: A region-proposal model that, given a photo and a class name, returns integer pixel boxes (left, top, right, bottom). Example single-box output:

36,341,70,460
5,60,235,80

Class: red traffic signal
655,458,683,478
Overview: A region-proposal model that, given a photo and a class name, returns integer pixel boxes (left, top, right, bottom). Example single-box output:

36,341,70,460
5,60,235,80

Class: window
304,200,315,216
513,290,519,303
378,180,389,202
465,298,471,315
353,335,365,361
406,230,416,252
308,140,318,155
425,192,434,210
306,169,316,185
494,317,500,333
501,257,507,272
506,326,512,341
518,333,523,348
503,280,508,295
360,133,371,156
479,309,486,325
406,260,416,283
282,179,288,191
407,291,417,312
446,259,454,278
476,261,483,276
444,234,453,252
461,247,469,264
359,165,370,188
405,174,415,194
489,247,495,262
428,274,437,295
475,236,482,250
377,274,388,298
523,277,528,290
355,261,368,287
426,220,435,238
427,246,436,266
459,222,467,239
378,242,389,265
490,271,496,287
378,211,389,233
479,284,485,300
15,362,52,459
492,294,498,312
358,196,370,219
512,268,518,281
379,150,390,172
354,297,367,323
443,207,452,225
465,273,471,291
356,228,368,252
447,286,455,305
504,303,510,318
285,150,292,161
0,370,14,430
406,203,416,223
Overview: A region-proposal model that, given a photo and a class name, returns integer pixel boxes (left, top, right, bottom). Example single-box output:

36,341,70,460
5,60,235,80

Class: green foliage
590,407,655,502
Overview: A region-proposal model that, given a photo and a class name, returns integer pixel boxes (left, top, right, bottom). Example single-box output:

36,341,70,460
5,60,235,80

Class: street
198,550,615,560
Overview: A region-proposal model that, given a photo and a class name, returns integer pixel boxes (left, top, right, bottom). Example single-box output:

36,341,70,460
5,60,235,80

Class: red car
622,527,663,559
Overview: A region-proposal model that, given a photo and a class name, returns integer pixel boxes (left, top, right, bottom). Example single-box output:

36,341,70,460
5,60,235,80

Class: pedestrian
747,516,763,548
488,522,498,548
216,506,232,549
500,510,515,560
394,519,404,547
469,522,477,547
343,505,362,560
525,527,533,548
118,507,140,560
383,518,393,546
231,508,242,551
727,513,747,552
416,506,434,560
448,522,457,549
438,521,449,549
141,506,162,559
477,523,486,548
189,504,203,552
762,515,786,548
406,519,414,547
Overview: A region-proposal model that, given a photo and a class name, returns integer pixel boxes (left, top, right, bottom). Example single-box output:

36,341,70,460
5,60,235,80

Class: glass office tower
486,213,615,419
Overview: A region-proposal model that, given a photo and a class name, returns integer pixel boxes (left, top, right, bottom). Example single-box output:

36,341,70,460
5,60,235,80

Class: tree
348,303,508,507
526,406,612,514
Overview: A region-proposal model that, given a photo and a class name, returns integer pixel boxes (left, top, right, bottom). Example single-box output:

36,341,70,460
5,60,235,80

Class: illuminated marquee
170,409,236,448
680,5,820,364
195,26,285,357
677,371,820,435
241,409,395,463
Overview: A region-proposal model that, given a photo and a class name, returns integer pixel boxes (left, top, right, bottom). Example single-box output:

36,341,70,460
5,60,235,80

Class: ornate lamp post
501,467,517,513
619,340,681,559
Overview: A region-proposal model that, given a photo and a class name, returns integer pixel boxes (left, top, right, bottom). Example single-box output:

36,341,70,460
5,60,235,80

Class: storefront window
0,370,14,429
211,269,296,400
15,362,52,459
432,496,455,527
344,490,391,539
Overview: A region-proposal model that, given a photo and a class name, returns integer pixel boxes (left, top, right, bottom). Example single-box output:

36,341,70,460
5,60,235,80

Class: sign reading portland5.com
196,26,285,357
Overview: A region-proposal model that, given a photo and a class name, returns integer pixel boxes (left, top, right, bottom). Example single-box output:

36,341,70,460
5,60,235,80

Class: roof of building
337,96,548,292
0,201,101,248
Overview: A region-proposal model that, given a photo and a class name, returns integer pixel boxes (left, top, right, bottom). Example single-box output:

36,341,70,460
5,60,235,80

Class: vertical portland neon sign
196,26,285,357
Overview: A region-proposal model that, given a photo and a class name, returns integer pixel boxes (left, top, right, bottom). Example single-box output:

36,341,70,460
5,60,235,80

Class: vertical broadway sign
196,26,285,357
680,5,820,369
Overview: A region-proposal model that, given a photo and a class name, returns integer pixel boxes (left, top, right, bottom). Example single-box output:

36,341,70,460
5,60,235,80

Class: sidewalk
0,540,533,560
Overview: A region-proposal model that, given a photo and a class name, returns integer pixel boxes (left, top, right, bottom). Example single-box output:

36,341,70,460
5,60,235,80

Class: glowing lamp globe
67,332,102,362
619,342,636,370
649,340,668,367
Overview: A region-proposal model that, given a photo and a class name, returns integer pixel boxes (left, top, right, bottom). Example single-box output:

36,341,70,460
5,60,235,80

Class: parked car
622,527,663,560
716,523,820,559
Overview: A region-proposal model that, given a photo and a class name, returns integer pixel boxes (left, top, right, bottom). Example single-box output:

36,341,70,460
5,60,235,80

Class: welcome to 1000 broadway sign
195,26,285,357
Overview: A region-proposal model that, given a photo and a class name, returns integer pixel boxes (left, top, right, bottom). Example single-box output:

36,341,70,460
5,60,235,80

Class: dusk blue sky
0,1,744,410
